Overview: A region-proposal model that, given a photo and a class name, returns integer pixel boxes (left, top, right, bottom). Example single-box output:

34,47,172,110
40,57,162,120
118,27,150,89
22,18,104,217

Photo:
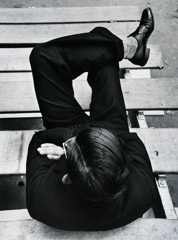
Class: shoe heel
141,48,150,66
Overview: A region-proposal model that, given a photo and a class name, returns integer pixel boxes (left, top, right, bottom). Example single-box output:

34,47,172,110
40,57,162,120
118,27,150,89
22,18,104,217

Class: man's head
63,128,129,201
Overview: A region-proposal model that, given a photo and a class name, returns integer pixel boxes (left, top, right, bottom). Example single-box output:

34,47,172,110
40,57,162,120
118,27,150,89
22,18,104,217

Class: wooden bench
0,216,178,239
0,6,178,239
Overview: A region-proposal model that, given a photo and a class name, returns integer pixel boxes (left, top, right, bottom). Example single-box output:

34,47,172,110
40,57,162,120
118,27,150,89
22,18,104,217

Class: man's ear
62,174,72,184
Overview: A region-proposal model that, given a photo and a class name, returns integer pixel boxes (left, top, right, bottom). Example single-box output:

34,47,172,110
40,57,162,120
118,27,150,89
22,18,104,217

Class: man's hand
37,143,64,160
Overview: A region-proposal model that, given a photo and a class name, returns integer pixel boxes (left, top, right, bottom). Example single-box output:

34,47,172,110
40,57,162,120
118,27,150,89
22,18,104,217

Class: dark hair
66,128,129,201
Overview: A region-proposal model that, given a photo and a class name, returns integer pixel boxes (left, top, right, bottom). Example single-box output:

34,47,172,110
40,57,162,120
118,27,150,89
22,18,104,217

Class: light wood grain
0,218,177,240
0,131,33,174
0,22,138,44
0,76,38,112
0,129,178,174
0,209,31,222
0,76,177,112
0,6,140,23
132,128,178,174
0,45,163,72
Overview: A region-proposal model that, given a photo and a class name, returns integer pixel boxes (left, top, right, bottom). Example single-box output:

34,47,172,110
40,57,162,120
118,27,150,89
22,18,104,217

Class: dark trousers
30,27,129,132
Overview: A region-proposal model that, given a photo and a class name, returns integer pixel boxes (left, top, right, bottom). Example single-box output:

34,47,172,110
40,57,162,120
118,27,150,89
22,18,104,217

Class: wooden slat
156,175,177,220
0,76,38,112
0,45,163,72
0,129,178,174
0,113,42,119
0,75,177,112
133,129,178,174
0,6,140,23
0,218,177,240
67,77,178,110
0,209,31,222
0,131,33,174
0,22,138,44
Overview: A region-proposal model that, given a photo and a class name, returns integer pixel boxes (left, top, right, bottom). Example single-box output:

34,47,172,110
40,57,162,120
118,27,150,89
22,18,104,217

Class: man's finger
41,143,56,147
47,154,61,160
38,147,56,155
37,146,64,156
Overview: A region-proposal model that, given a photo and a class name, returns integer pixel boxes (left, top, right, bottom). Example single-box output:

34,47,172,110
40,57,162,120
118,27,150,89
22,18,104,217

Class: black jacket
26,124,157,231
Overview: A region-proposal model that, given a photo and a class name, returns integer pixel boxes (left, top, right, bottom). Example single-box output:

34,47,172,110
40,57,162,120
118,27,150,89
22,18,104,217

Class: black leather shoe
128,8,154,66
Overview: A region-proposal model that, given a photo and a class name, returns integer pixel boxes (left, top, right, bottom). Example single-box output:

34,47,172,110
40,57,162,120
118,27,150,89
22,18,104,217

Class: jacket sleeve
26,131,56,179
26,129,68,217
123,131,157,201
26,127,68,178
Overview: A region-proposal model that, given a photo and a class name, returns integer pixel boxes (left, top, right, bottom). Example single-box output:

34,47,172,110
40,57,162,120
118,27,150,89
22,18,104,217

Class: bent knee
29,44,46,65
90,26,109,34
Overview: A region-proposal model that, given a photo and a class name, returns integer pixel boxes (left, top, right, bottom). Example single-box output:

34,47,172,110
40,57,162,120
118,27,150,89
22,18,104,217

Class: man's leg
85,8,154,131
88,63,129,132
30,27,124,129
30,8,154,129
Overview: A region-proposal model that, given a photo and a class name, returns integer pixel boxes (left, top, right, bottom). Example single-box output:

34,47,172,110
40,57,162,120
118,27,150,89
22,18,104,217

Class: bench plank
0,218,177,239
0,45,163,72
0,131,33,174
0,22,138,44
135,129,178,174
0,6,140,23
0,209,31,222
0,76,177,112
0,129,178,174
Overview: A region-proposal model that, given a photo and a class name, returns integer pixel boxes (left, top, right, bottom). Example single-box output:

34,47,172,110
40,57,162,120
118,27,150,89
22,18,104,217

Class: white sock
122,37,138,59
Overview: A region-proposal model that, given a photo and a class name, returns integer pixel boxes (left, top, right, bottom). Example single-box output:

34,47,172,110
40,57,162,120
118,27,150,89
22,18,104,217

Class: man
26,8,157,231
